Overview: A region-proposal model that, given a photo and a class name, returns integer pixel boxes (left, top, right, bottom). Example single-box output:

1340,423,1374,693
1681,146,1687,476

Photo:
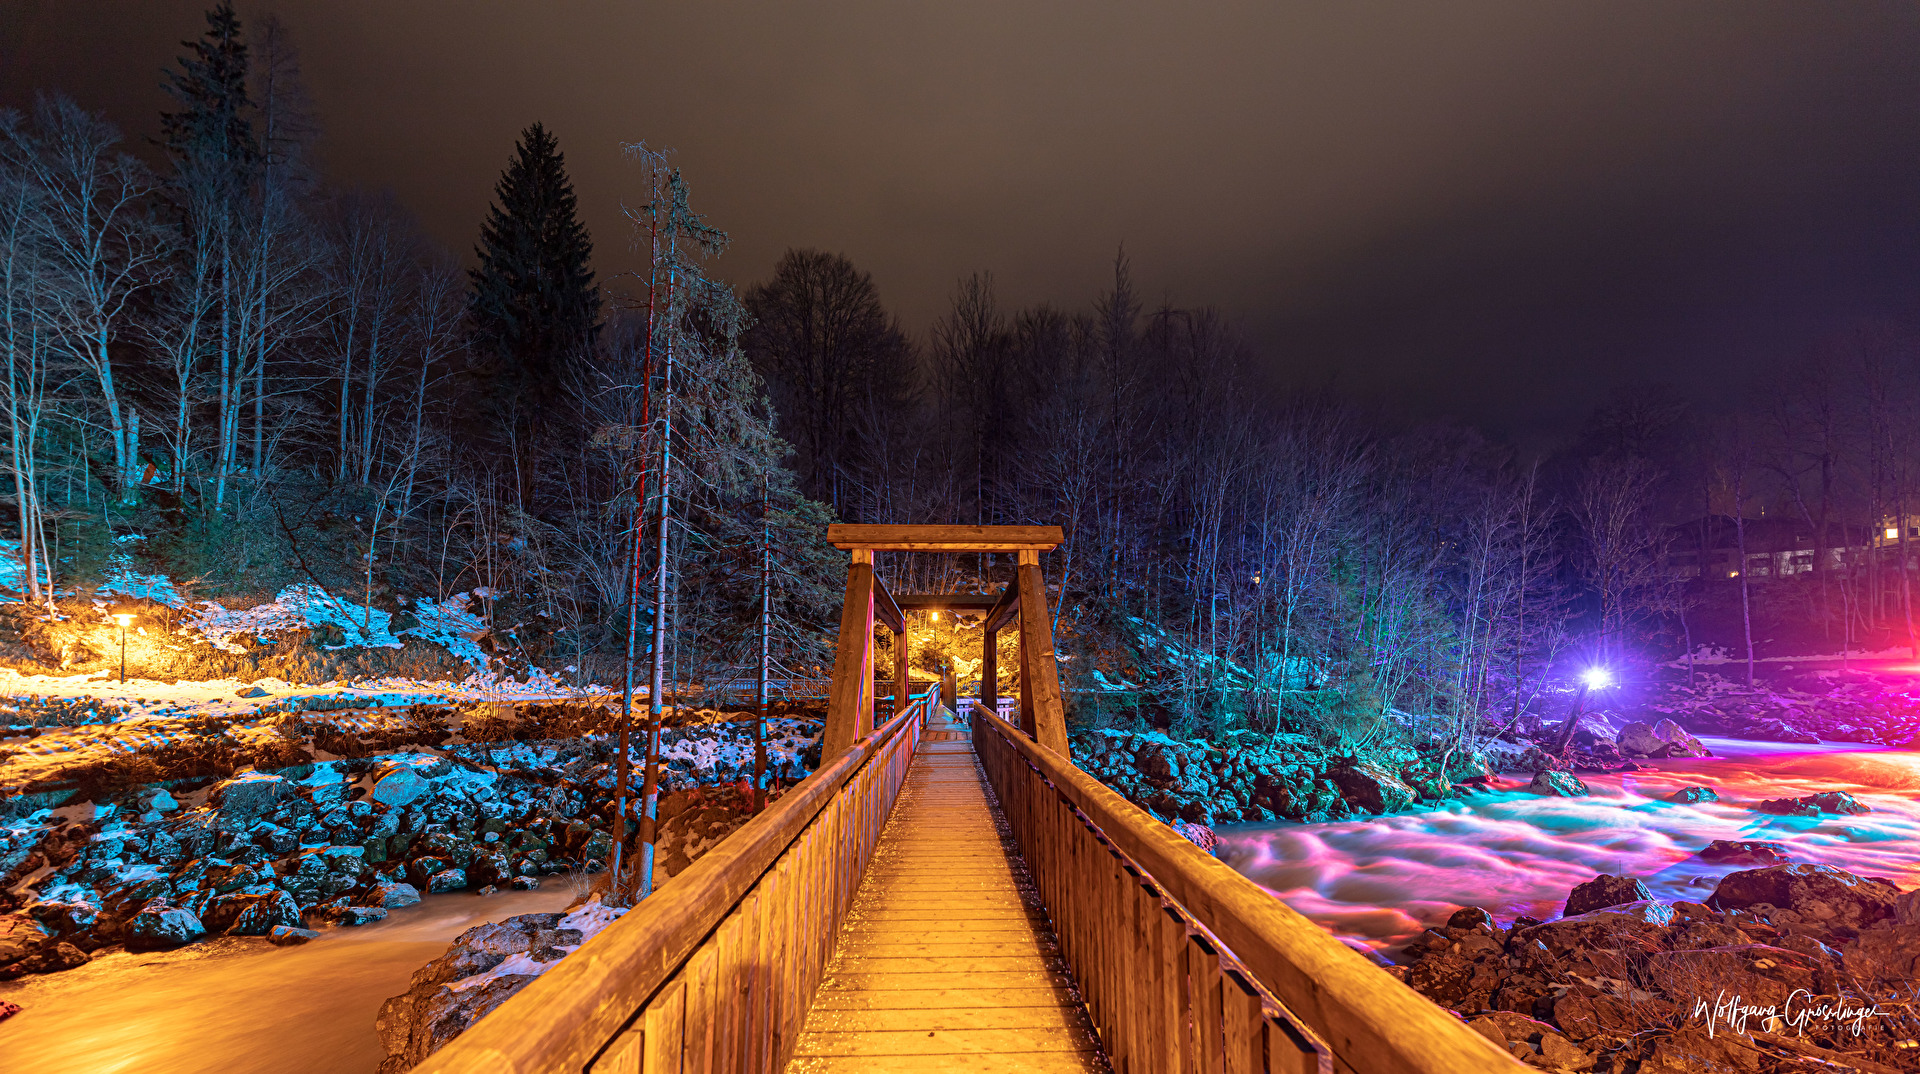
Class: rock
1537,1032,1594,1071
1515,901,1674,960
372,881,422,908
268,925,320,945
372,767,431,809
1618,719,1710,758
339,906,388,926
375,912,583,1071
509,876,540,891
1170,819,1218,853
1708,864,1899,932
1325,760,1417,814
1665,785,1717,804
1565,874,1653,917
126,903,205,951
208,889,303,936
1447,906,1495,931
427,868,467,894
236,685,271,699
1527,770,1588,797
1898,889,1920,927
1754,790,1870,817
210,772,289,819
0,999,18,1023
1698,839,1790,866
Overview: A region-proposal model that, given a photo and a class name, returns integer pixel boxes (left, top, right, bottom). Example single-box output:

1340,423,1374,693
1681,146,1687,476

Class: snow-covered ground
1217,738,1920,957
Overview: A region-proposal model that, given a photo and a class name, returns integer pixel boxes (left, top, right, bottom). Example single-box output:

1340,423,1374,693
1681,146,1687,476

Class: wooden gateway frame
822,524,1071,758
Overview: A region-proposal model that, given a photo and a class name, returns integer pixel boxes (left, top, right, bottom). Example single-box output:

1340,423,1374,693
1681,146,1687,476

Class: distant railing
416,688,937,1074
969,702,1525,1074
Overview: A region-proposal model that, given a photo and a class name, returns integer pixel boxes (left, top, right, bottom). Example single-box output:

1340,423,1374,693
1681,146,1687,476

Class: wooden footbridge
419,526,1523,1074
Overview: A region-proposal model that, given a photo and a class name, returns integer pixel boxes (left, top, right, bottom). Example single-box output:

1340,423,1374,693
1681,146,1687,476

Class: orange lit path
785,706,1107,1073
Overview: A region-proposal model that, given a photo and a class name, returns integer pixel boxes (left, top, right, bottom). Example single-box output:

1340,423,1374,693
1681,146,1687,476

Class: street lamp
112,613,132,682
1552,666,1614,755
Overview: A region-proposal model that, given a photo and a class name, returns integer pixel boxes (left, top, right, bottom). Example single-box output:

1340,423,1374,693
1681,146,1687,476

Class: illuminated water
0,887,574,1074
1218,738,1920,955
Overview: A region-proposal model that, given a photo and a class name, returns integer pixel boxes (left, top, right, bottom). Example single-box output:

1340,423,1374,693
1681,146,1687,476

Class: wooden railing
969,703,1526,1074
416,689,936,1074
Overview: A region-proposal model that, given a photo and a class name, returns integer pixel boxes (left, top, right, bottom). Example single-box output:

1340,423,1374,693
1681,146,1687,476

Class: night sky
7,1,1920,446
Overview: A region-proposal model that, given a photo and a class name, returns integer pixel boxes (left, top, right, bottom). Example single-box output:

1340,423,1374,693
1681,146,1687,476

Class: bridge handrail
969,703,1525,1074
416,689,936,1074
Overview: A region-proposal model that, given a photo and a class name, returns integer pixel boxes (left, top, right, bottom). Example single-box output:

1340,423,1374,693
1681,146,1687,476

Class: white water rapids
1218,738,1920,956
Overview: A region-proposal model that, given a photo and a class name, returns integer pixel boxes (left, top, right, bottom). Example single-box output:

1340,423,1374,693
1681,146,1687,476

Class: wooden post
942,664,957,714
1017,624,1037,738
981,626,997,715
1018,551,1071,756
892,622,907,726
822,551,875,758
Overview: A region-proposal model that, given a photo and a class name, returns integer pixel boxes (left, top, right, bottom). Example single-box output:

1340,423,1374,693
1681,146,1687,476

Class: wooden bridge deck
786,708,1108,1072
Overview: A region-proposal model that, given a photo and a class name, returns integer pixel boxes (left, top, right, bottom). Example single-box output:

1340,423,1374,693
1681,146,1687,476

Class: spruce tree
468,122,600,492
160,2,257,168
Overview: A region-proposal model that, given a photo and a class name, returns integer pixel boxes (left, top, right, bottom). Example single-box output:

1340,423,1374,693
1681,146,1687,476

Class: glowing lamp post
1551,666,1614,755
112,613,133,682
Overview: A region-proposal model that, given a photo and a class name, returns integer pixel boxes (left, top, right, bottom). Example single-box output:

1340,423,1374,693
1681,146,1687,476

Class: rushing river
1218,738,1920,956
0,887,575,1074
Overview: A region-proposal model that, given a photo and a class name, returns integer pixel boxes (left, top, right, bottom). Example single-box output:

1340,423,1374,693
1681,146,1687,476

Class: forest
5,4,1920,757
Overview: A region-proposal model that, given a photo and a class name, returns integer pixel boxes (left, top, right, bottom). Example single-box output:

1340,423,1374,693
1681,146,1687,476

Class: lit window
1888,527,1900,539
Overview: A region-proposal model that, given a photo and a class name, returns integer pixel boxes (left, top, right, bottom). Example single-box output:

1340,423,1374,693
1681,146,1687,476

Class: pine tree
468,122,600,498
160,2,257,168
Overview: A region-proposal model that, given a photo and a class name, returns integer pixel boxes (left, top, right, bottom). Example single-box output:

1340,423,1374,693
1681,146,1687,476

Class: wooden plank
870,571,905,634
642,977,686,1071
787,1054,1104,1073
589,1027,642,1074
791,1026,1100,1056
821,562,875,758
894,593,1002,610
682,944,719,1074
1222,969,1264,1074
983,583,1021,635
826,523,1063,552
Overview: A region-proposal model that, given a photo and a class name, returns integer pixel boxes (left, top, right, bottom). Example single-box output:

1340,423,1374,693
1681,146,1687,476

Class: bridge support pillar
1017,551,1070,756
823,551,875,758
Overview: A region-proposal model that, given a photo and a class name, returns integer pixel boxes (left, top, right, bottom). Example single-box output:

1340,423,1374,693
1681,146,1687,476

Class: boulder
1698,840,1791,866
267,925,319,945
1527,770,1588,797
340,906,388,926
426,868,467,894
372,767,431,809
1565,874,1653,917
1447,906,1494,931
210,772,289,819
208,889,302,936
372,881,421,909
374,912,583,1071
1753,790,1870,817
1514,901,1674,960
1324,760,1417,814
1666,785,1717,804
126,903,205,951
1618,719,1709,758
1708,864,1899,932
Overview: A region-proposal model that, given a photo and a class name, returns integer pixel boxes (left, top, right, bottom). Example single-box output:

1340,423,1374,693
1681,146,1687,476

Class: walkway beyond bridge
418,525,1524,1074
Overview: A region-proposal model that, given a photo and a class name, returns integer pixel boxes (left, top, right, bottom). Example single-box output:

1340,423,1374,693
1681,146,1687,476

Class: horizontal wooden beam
895,593,1001,610
827,524,1063,552
871,571,904,634
983,583,1020,634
